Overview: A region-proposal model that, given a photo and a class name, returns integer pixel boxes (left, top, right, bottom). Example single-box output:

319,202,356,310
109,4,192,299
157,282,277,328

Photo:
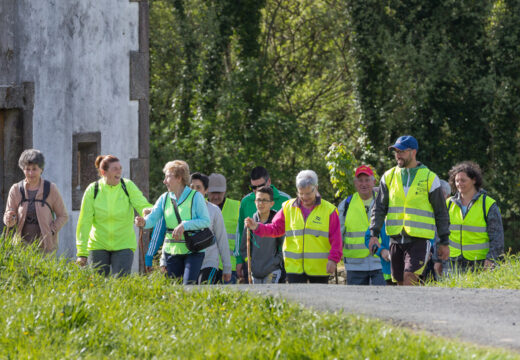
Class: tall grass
0,232,518,359
429,254,520,289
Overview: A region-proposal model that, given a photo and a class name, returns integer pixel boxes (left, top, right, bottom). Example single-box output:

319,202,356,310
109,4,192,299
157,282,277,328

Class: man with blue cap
369,135,450,285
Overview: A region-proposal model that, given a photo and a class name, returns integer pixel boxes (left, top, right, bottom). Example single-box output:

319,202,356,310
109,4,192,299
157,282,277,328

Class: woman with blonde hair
76,155,152,276
3,149,68,253
135,160,210,284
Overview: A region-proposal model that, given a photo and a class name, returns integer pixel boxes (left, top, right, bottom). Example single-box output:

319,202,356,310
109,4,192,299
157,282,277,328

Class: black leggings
287,273,329,284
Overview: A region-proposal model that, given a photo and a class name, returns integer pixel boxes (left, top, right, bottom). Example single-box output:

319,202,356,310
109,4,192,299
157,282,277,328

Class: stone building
0,0,150,270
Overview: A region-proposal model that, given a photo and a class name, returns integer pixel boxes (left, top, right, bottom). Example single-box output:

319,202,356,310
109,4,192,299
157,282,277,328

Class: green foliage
1,234,518,359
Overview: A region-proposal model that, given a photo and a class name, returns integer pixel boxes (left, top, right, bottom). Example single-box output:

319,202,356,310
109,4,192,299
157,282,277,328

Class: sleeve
486,203,504,261
144,193,167,229
428,181,450,245
3,184,19,226
240,225,248,261
337,199,347,244
76,183,96,258
126,179,153,215
145,216,166,267
370,179,389,238
214,208,232,274
183,191,211,231
254,209,286,238
236,200,246,258
49,183,69,234
327,209,343,263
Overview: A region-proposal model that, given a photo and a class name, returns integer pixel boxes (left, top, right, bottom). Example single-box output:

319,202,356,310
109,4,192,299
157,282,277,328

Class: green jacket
235,185,290,264
76,178,152,257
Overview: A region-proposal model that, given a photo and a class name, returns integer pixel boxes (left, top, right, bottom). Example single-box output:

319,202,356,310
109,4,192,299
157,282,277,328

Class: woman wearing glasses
245,170,342,284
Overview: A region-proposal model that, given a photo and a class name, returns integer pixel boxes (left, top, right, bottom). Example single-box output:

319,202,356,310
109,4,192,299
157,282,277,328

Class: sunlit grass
0,233,518,359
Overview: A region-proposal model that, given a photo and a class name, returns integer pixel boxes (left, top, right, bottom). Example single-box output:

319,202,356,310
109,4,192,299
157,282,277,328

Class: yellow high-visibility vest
282,198,336,276
448,194,494,261
220,198,240,271
385,167,436,239
163,190,196,255
343,192,378,260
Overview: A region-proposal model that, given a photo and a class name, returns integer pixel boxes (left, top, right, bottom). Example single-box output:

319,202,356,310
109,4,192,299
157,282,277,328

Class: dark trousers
287,273,329,284
346,269,386,285
165,252,204,285
89,249,134,277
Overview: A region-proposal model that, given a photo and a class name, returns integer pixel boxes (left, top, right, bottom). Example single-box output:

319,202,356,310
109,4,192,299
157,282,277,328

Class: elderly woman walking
245,170,342,283
447,161,504,271
76,155,152,277
3,149,68,252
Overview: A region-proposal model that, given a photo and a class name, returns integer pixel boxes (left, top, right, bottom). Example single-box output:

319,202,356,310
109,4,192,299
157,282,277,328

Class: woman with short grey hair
3,149,69,253
245,169,342,284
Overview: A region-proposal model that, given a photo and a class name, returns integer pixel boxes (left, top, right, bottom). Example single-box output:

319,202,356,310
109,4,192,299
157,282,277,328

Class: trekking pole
246,228,252,284
335,268,338,284
138,227,146,274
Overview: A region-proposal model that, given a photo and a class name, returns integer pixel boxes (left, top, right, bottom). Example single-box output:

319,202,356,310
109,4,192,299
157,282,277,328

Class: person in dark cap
369,136,450,285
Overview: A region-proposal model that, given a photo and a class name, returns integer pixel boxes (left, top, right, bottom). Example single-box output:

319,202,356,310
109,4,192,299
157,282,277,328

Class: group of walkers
2,134,504,286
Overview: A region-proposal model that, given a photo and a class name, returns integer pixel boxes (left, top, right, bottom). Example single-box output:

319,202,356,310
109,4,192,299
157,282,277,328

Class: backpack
93,178,130,200
342,195,353,218
18,179,52,212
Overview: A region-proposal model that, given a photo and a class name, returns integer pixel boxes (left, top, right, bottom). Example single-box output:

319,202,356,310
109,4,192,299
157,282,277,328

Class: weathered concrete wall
10,0,145,269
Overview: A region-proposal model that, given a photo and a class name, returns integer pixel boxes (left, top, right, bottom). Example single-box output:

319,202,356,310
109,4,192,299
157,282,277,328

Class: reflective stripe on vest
220,198,240,271
163,190,195,255
282,198,336,276
384,167,436,239
447,195,493,261
343,192,371,260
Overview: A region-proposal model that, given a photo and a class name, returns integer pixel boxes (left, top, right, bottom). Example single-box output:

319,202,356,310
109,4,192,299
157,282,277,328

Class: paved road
233,284,520,351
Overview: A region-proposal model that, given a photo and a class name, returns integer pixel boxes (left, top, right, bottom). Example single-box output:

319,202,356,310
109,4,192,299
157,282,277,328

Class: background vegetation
149,0,520,251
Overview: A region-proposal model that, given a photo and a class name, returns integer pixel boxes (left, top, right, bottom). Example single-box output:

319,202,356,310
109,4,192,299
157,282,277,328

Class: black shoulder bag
170,196,215,253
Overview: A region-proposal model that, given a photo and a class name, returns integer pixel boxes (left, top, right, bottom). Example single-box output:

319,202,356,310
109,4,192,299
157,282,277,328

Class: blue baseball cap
389,135,418,151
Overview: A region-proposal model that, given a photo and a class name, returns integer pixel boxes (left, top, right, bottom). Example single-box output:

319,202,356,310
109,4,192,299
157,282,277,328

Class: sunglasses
250,182,267,191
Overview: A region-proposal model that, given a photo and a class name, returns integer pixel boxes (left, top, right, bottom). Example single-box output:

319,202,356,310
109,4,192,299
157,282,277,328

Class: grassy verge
428,255,520,289
0,235,518,359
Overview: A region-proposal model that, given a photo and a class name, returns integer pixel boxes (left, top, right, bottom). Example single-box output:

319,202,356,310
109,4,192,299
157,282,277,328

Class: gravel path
233,284,520,351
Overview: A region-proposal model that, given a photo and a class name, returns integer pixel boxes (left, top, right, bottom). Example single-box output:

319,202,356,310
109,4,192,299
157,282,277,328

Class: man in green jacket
235,166,290,281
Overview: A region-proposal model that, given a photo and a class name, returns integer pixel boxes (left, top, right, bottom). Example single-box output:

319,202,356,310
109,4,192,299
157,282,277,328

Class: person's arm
49,183,69,234
183,191,211,231
126,179,153,215
212,206,231,275
327,209,343,263
76,183,96,258
144,194,167,229
337,199,347,244
3,184,19,227
235,200,246,263
253,209,286,237
370,179,389,238
428,177,450,246
486,203,504,261
146,217,166,267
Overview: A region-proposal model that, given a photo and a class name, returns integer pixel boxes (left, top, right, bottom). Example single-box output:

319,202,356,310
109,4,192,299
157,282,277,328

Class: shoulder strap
41,180,51,207
18,180,26,203
94,181,99,199
170,196,183,225
342,195,353,217
482,194,487,224
120,178,130,198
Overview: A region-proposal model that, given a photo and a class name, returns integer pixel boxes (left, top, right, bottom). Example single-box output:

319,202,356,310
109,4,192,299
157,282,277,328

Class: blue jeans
165,252,205,285
346,269,386,285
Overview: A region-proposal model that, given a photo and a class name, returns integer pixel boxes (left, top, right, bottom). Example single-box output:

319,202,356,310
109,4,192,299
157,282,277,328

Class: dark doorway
0,109,24,223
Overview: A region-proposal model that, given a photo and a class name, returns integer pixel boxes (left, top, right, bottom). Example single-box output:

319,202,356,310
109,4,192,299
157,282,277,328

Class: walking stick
246,228,252,284
335,268,338,284
138,227,145,274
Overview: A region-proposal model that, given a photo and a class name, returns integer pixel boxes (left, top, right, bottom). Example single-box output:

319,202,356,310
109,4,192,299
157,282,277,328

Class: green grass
428,255,520,289
0,234,518,359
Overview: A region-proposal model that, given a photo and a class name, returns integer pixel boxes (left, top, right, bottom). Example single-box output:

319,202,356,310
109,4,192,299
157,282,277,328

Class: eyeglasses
254,199,273,203
250,183,267,191
393,149,411,155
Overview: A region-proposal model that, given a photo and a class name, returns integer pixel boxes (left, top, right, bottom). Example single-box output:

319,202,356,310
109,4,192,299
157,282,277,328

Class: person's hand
244,217,258,231
145,266,153,274
437,244,450,261
172,223,184,241
5,210,17,227
484,259,494,270
380,249,391,262
369,236,380,255
434,262,443,276
143,208,152,216
76,257,87,267
134,216,145,227
236,263,244,280
326,260,337,274
222,273,232,283
160,266,167,274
